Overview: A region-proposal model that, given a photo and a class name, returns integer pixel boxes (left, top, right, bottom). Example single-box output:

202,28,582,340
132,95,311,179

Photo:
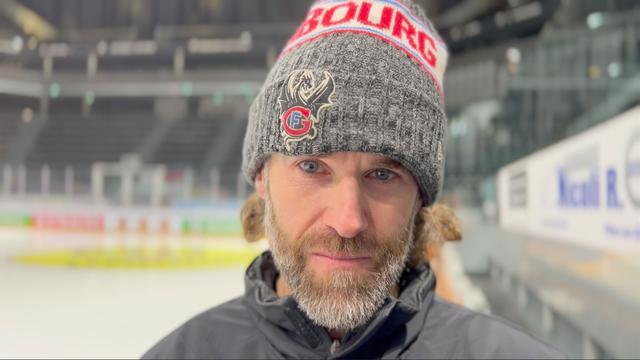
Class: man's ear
255,165,267,199
412,191,422,216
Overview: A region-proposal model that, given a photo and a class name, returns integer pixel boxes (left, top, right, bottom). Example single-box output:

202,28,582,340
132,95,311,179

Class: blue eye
299,160,320,173
372,168,395,181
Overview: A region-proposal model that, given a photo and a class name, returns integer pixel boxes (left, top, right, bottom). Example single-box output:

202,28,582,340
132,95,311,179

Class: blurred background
0,0,639,358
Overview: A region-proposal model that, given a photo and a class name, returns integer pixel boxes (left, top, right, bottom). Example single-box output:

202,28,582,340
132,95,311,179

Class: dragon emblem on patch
278,70,336,151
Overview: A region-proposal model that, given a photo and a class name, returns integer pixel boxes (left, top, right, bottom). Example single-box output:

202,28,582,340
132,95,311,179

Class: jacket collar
242,251,436,359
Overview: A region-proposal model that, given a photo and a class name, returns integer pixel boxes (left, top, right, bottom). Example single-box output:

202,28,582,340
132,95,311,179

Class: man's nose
322,177,369,238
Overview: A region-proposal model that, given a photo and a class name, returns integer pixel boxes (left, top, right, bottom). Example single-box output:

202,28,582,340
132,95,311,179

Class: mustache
295,227,410,258
299,233,375,256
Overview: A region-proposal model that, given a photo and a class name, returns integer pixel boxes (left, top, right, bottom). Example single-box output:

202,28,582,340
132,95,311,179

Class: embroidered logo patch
278,70,336,150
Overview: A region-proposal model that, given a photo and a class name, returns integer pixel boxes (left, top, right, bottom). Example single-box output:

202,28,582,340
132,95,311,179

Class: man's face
255,152,421,331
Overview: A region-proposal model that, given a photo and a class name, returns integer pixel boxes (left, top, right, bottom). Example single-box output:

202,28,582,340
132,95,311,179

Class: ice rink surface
0,229,247,358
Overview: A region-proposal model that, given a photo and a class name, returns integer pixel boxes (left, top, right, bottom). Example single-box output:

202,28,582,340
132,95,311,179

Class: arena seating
151,116,226,168
27,115,157,166
0,113,23,163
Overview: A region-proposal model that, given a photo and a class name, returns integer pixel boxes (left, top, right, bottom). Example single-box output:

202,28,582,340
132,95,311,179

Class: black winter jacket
143,251,564,359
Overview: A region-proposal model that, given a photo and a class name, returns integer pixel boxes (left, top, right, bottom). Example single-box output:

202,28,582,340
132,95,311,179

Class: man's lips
310,252,372,268
312,252,370,261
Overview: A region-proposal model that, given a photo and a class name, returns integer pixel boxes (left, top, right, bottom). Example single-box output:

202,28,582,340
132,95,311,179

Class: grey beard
264,196,414,332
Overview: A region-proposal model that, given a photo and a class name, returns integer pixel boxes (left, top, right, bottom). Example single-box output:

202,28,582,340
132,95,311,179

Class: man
143,0,564,358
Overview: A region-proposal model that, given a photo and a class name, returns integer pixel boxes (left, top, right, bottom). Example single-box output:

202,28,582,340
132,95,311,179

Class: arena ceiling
0,0,555,55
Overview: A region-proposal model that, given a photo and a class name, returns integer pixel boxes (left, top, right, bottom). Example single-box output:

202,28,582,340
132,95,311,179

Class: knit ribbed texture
242,0,448,205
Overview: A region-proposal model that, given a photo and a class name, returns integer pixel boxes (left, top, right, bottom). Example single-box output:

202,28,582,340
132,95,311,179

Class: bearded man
143,0,564,358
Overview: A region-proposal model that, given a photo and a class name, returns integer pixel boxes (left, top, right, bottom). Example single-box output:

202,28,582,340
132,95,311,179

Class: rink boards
497,106,640,252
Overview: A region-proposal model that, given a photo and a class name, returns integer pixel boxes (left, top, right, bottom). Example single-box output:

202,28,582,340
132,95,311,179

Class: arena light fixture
586,12,604,30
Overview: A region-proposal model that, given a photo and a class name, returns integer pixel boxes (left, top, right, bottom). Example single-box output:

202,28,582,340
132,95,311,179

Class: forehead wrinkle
290,153,404,166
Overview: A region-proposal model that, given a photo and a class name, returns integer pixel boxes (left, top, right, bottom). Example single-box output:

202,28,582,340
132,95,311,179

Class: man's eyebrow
296,153,331,158
294,153,331,159
296,155,407,171
375,158,406,171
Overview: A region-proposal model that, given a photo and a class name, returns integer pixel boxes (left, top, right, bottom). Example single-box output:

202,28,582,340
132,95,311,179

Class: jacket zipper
329,339,341,355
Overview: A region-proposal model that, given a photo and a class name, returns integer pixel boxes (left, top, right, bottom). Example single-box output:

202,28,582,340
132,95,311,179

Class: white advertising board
497,107,640,252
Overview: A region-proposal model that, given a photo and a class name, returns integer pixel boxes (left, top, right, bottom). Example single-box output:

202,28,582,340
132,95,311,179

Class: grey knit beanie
242,0,449,206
